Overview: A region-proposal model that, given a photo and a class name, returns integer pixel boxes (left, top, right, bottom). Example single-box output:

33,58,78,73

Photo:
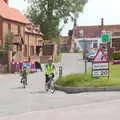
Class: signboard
92,62,108,70
92,48,109,77
101,33,111,43
92,69,109,77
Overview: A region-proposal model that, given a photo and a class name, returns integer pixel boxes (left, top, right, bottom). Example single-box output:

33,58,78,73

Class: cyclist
44,57,56,86
20,66,28,85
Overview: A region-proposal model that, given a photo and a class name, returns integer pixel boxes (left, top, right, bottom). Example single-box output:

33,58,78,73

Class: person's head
23,66,27,70
48,57,53,64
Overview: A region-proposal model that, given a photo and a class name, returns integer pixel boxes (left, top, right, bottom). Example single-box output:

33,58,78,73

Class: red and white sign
93,48,108,63
92,48,109,77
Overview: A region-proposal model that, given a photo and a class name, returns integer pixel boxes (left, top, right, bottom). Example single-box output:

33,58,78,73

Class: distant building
74,19,120,51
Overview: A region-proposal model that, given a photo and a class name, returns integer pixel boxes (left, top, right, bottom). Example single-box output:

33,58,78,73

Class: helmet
23,66,26,69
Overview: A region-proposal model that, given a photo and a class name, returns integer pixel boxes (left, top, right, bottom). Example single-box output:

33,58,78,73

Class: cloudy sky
9,0,120,35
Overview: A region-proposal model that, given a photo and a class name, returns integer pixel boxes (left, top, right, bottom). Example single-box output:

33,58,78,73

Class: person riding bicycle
44,57,56,85
20,66,28,84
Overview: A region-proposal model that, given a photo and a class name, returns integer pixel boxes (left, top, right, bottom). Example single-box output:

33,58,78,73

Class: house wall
0,18,3,44
24,33,43,58
2,20,26,62
3,20,25,43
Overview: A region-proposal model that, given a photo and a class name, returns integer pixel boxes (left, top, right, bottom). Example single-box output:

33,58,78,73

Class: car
86,50,97,62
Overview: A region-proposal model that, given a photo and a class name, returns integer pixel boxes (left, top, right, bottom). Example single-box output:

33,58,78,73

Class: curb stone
55,85,120,94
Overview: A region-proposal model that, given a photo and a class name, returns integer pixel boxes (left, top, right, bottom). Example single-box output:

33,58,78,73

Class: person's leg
21,76,23,83
25,76,27,85
45,74,49,83
52,73,54,79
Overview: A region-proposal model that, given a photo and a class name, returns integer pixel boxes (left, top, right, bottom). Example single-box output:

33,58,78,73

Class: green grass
56,64,120,87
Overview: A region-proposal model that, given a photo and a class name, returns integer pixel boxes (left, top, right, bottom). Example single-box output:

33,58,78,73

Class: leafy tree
26,0,87,40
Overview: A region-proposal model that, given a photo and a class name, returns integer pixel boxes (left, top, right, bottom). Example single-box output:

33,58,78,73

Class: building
59,30,76,53
0,0,44,62
74,19,120,51
0,0,45,72
24,24,43,61
59,36,69,52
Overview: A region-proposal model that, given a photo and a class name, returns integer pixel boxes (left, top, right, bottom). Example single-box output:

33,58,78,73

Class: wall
3,20,25,43
2,20,25,62
0,18,3,44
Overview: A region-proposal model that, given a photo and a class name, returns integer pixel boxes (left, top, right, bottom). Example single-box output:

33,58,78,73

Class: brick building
0,0,44,63
74,24,120,51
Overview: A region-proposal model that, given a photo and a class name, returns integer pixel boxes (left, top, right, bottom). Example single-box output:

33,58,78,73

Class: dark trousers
45,74,54,83
21,76,27,82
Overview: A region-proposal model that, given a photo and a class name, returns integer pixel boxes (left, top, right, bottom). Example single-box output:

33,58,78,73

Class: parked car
86,50,97,62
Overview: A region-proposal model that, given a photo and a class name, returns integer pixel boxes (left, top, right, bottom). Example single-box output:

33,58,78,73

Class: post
80,30,87,74
59,66,62,79
84,39,87,74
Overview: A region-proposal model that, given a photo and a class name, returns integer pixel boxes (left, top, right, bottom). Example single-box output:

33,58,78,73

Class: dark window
18,25,21,34
8,23,11,32
93,43,97,48
24,45,27,57
30,46,34,56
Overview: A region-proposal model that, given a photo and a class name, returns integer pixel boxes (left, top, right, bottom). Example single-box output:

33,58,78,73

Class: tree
5,32,13,51
26,0,87,40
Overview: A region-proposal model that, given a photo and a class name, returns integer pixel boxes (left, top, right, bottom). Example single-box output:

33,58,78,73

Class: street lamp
80,30,87,74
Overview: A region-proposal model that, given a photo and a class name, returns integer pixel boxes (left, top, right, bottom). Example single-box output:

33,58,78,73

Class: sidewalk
0,73,20,80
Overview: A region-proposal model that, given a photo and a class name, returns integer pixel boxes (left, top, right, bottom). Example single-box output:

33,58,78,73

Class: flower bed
113,60,120,64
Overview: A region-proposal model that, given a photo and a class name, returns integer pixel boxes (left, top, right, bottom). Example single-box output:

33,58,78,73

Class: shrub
113,51,120,60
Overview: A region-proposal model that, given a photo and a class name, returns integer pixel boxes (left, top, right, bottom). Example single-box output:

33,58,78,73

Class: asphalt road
0,53,120,120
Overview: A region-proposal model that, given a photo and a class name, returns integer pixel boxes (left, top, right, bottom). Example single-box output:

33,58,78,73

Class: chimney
101,18,104,27
4,0,8,4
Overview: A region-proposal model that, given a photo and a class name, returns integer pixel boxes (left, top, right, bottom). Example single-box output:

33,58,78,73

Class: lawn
56,64,120,87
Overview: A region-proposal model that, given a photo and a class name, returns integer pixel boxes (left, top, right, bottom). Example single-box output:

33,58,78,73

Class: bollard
59,66,62,80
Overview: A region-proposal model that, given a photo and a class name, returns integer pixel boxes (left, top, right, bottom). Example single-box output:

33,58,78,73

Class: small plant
113,51,120,60
4,32,13,51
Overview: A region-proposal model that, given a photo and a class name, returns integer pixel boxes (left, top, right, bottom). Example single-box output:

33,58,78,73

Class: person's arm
40,63,43,71
52,64,56,74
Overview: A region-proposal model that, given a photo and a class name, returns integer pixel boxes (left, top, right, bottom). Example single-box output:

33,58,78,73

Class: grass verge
56,64,120,87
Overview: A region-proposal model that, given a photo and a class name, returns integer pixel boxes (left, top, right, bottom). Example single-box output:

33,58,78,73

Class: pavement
0,53,120,120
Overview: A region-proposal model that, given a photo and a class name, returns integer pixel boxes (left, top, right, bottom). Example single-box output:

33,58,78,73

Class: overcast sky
9,0,120,36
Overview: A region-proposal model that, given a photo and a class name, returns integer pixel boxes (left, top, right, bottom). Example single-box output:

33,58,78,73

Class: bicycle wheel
49,80,55,94
23,78,27,88
45,82,49,92
23,79,26,88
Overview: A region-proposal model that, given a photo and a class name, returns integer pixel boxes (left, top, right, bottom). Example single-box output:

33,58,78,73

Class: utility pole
80,30,87,74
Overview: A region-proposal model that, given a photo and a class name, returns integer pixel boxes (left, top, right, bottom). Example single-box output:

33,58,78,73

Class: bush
113,51,120,60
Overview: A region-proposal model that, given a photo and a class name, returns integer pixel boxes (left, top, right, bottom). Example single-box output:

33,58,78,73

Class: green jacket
20,69,28,77
44,64,55,75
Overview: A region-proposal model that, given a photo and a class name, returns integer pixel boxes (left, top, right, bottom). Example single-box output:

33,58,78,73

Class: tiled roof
75,25,120,38
0,0,31,24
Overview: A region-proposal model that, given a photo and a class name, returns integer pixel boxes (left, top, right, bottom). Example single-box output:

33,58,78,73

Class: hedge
113,51,120,60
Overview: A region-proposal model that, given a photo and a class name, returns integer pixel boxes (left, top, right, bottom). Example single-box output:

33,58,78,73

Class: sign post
92,48,109,78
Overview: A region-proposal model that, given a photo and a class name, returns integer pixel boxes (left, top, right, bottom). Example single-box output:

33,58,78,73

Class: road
0,53,120,120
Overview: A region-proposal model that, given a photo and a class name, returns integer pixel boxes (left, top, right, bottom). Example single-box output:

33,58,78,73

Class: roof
0,0,31,24
75,25,120,38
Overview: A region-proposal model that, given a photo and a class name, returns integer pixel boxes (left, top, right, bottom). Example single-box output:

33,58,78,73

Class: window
18,25,21,34
8,23,11,32
93,43,98,48
30,46,34,56
24,45,27,57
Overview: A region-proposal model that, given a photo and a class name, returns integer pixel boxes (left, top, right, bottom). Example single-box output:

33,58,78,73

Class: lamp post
80,30,87,74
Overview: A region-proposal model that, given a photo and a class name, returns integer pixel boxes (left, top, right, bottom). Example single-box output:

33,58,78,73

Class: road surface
0,53,120,120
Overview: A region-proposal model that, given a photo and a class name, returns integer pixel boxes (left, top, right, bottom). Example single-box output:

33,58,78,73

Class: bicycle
45,74,55,94
21,76,27,88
